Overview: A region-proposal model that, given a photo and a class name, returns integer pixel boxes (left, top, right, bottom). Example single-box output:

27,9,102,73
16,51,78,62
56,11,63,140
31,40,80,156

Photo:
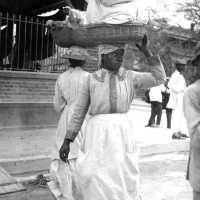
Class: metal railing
0,12,69,73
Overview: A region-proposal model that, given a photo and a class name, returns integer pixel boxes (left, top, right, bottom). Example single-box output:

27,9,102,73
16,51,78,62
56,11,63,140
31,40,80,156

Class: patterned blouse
66,55,166,141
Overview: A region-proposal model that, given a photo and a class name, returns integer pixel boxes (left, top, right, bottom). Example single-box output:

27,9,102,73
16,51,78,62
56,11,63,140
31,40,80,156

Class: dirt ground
140,153,192,200
0,101,192,199
21,153,192,200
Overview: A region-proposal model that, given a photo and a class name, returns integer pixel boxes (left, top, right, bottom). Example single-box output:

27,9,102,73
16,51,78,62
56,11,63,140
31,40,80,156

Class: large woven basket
49,22,147,48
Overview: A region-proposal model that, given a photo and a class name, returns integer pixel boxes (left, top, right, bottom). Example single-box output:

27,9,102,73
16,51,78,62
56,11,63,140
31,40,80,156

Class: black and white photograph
0,0,199,199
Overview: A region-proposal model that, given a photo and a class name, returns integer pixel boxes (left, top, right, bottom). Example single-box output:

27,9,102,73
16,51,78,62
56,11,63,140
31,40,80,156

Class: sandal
178,132,189,138
172,132,185,140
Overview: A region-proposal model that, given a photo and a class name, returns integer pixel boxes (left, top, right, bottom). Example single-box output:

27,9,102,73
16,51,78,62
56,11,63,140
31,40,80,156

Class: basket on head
49,22,147,48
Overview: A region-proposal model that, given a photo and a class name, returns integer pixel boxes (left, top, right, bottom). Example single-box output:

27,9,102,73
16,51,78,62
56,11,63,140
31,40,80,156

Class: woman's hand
59,139,71,162
68,8,82,26
136,34,152,57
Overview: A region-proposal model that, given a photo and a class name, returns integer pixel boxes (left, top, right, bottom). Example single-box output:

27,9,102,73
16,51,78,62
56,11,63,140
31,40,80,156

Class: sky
135,0,192,28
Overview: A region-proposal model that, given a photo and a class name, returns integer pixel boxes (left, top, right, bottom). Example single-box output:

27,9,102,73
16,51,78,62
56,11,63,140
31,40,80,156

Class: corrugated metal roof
0,0,72,15
163,26,199,42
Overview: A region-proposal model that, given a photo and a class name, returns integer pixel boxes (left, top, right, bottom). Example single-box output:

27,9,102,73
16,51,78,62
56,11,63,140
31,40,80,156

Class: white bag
48,160,75,200
100,0,133,7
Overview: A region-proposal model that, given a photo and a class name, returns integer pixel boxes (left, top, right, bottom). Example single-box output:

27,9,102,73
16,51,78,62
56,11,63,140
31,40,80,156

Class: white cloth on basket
85,0,147,24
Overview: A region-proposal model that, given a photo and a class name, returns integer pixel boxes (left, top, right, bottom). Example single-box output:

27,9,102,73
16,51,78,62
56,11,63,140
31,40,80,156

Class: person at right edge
59,35,166,200
183,49,200,200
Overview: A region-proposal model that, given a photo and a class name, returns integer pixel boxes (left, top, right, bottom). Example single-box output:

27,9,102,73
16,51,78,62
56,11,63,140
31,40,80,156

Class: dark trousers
166,108,172,129
193,190,200,200
148,101,162,125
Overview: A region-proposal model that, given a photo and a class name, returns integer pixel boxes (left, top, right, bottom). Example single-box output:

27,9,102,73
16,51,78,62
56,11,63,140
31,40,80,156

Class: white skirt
75,113,141,200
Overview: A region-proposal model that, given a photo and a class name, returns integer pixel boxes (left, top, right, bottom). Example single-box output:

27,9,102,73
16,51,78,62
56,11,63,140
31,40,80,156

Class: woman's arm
59,75,90,162
129,55,166,89
65,75,90,142
130,35,166,89
53,79,66,113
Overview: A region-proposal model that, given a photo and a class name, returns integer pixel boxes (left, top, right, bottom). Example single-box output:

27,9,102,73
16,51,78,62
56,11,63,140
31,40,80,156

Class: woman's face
176,64,185,74
185,64,200,84
185,56,200,84
102,50,124,70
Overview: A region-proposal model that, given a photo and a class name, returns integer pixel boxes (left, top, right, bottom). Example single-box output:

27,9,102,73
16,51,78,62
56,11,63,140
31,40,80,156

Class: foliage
177,0,200,25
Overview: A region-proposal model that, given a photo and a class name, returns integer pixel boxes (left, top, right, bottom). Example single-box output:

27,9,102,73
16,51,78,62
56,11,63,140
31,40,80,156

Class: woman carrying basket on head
59,35,166,200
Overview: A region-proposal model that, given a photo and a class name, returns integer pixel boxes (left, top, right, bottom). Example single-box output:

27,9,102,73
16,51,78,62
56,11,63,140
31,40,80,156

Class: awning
0,0,72,15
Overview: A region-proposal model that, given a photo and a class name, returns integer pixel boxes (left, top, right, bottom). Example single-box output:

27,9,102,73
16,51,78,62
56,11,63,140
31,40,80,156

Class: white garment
172,92,188,134
167,70,186,110
149,84,165,102
84,0,147,24
60,55,165,199
166,70,187,133
75,114,141,200
49,67,89,200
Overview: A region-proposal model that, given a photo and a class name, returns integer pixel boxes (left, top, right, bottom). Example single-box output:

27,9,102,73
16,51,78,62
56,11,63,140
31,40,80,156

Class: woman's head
187,64,200,84
100,48,125,72
62,46,96,68
68,58,85,68
186,56,200,83
175,63,185,73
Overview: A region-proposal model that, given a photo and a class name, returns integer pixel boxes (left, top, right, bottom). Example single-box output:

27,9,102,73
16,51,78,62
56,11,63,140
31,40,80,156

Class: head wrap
98,44,124,67
98,44,122,55
61,46,97,61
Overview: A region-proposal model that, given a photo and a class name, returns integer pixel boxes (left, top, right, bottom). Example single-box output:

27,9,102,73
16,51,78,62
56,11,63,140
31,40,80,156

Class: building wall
0,47,100,129
0,71,59,129
0,52,146,129
0,71,56,103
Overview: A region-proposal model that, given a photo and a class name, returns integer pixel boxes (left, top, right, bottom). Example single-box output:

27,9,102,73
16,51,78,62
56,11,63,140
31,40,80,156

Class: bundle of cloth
65,0,148,27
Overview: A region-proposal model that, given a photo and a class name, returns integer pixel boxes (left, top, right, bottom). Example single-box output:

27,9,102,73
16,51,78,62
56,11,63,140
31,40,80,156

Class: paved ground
0,99,189,160
0,99,192,199
20,153,192,200
140,153,192,200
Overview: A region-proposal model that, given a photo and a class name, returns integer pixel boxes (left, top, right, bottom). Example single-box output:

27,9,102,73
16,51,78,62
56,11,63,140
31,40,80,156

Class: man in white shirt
166,60,188,138
145,84,165,127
